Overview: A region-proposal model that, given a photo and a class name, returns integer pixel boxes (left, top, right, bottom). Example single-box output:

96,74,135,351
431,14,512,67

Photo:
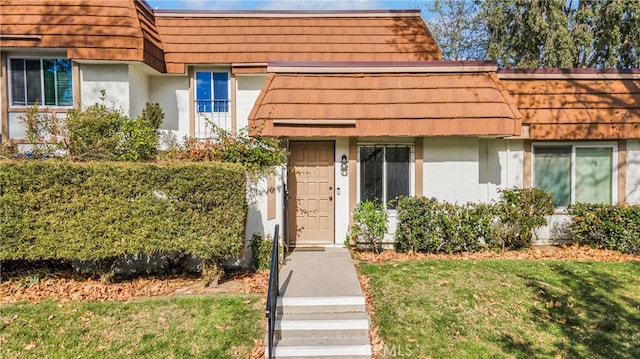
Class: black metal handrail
265,224,280,359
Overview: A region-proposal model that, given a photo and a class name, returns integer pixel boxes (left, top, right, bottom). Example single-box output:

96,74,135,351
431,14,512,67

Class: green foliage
66,91,127,161
18,103,66,156
567,203,640,255
491,188,556,250
351,201,388,254
481,0,640,68
0,161,247,280
395,188,555,254
250,233,280,271
395,197,494,254
168,125,286,172
426,0,487,60
120,103,164,162
20,90,165,162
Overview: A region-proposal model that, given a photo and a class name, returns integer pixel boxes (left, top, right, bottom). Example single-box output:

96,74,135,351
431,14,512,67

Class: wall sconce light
340,154,348,176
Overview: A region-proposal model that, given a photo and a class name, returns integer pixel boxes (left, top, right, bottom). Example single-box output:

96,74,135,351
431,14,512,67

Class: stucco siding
236,75,266,131
128,65,149,119
479,139,524,203
149,75,189,148
627,139,640,204
80,64,129,111
423,137,480,203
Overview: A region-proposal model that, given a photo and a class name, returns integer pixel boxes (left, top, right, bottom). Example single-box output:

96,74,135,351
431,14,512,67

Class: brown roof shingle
155,11,440,74
249,64,521,137
0,0,165,72
500,74,640,140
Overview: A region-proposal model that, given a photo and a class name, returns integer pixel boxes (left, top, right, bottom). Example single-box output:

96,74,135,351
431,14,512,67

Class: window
195,71,229,112
10,58,72,107
360,145,411,209
533,144,615,207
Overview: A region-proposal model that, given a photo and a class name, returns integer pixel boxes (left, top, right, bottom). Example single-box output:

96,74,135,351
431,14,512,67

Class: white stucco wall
479,139,524,203
149,75,189,148
334,138,350,245
235,75,267,131
423,137,480,203
128,65,149,119
626,139,640,204
80,64,129,111
245,167,285,252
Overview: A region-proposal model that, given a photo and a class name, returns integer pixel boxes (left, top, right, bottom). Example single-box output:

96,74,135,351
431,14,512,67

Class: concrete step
274,336,370,348
266,344,372,358
275,315,369,339
277,296,366,314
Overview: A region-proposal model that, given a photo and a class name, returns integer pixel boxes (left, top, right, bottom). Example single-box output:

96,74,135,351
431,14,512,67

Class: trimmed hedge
0,161,247,267
568,203,640,255
395,188,554,253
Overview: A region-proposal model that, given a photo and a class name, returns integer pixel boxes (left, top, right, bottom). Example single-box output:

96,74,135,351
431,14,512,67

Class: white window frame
193,68,231,114
532,141,618,207
356,142,415,211
7,56,74,108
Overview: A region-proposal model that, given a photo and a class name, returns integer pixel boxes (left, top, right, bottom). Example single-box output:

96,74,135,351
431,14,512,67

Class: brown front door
288,141,335,245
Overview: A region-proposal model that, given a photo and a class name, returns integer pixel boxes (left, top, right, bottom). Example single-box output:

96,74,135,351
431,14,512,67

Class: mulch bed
2,245,636,305
353,244,639,263
1,267,269,305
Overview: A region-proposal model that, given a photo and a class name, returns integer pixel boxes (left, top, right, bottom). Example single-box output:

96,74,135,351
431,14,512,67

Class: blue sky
145,0,423,11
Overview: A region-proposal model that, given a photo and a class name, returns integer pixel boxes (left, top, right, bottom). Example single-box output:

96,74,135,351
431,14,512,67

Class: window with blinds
533,145,614,206
9,58,72,107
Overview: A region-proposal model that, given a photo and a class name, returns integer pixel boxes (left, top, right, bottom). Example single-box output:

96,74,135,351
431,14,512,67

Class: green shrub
490,188,555,250
18,103,65,156
351,201,388,254
394,188,555,253
395,197,494,254
66,92,127,161
19,91,163,162
168,126,286,172
250,233,281,271
120,103,164,162
567,203,640,255
0,161,247,284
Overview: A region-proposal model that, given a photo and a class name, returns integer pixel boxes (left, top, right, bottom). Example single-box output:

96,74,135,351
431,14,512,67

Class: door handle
329,196,333,201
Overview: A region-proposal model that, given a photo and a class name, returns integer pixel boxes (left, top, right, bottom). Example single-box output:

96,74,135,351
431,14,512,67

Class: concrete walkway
279,247,364,298
268,247,371,358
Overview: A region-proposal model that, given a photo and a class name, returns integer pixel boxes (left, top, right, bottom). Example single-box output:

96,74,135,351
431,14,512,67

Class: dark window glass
360,146,384,205
386,146,410,208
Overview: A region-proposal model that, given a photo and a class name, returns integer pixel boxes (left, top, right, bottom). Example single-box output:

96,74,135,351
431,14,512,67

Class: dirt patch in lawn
353,244,639,264
1,268,269,305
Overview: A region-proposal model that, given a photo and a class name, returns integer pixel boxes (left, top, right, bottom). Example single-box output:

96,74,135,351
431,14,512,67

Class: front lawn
1,295,263,358
359,260,640,358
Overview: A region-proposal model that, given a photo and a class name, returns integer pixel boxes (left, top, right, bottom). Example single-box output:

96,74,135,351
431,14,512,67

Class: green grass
359,260,640,358
0,294,263,358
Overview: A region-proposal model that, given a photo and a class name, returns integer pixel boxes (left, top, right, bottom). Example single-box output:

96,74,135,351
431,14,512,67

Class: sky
145,0,423,11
